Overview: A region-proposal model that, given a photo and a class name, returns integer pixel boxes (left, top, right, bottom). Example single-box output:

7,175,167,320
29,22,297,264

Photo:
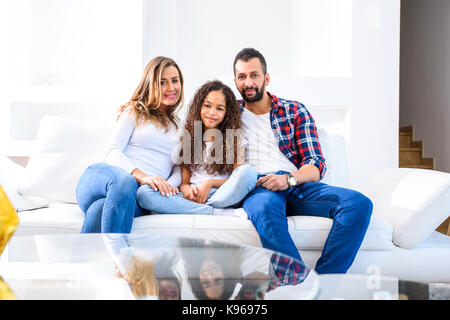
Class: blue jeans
137,164,258,214
242,171,373,274
76,163,146,233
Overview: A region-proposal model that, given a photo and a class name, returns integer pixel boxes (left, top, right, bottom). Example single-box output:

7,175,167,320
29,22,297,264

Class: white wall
144,0,401,189
400,0,450,173
0,0,143,156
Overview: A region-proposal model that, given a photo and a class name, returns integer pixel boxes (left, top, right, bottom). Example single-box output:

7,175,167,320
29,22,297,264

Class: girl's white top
189,141,229,186
103,111,180,186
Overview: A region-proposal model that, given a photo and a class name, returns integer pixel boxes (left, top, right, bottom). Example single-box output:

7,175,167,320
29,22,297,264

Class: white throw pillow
18,115,111,203
0,155,49,211
361,168,450,249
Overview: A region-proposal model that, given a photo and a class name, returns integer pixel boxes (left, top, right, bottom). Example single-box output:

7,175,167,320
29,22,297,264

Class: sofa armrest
359,168,450,249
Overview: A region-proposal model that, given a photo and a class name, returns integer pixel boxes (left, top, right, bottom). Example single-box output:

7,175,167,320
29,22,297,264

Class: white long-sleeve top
103,111,181,187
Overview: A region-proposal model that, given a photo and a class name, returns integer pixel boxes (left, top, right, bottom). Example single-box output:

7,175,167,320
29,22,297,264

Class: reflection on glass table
2,233,320,300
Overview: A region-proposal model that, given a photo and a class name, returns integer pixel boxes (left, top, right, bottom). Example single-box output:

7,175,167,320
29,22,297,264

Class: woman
76,56,184,233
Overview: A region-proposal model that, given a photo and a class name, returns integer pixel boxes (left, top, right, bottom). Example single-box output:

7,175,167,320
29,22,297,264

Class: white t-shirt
189,141,229,186
103,111,179,184
241,108,297,175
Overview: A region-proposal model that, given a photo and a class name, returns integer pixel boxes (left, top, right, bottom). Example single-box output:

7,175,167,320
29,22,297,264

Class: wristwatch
286,173,298,188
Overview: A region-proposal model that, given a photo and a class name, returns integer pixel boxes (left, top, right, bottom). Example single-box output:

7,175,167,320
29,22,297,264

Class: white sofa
1,115,449,283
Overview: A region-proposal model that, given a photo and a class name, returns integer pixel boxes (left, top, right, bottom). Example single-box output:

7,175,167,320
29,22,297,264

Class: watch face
288,177,296,186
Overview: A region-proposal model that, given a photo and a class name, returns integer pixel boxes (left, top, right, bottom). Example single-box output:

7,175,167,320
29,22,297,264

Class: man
233,48,373,274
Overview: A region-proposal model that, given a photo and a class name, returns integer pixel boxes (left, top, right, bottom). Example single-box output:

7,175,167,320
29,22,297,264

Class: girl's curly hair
181,80,242,176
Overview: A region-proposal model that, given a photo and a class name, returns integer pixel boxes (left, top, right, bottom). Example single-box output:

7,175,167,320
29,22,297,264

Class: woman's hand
195,180,212,204
180,184,197,202
131,168,179,197
141,175,179,197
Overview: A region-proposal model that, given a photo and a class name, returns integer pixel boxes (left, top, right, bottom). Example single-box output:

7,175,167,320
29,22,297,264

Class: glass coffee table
1,233,320,300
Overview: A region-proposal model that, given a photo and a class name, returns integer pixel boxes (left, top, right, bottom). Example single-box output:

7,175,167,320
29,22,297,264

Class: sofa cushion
318,130,349,187
132,214,262,248
16,204,84,236
134,214,393,250
361,168,450,249
0,155,49,212
18,116,111,203
16,204,394,251
288,215,394,251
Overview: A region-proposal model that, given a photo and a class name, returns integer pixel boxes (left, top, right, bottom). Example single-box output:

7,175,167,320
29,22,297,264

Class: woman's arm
103,110,138,174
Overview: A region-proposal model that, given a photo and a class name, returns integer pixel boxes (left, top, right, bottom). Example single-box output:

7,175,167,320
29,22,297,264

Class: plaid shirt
240,92,326,179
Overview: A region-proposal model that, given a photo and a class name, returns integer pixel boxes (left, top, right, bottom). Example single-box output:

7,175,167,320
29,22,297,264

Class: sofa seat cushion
15,204,394,251
133,214,393,250
131,214,262,247
16,204,84,236
288,215,394,251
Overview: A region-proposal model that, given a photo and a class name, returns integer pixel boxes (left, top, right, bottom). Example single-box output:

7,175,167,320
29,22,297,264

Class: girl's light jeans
137,164,258,215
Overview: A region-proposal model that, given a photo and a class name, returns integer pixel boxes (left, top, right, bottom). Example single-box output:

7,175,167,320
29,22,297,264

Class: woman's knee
112,171,139,198
76,166,107,212
116,170,138,188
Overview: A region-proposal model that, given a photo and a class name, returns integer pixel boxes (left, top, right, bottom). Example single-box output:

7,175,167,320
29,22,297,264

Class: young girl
76,56,184,233
137,80,257,218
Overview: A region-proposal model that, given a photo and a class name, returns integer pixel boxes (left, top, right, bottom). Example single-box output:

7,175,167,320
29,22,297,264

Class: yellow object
0,277,16,300
0,185,19,300
0,185,19,255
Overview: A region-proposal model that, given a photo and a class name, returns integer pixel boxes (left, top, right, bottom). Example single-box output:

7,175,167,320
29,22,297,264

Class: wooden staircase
399,126,434,170
399,126,450,236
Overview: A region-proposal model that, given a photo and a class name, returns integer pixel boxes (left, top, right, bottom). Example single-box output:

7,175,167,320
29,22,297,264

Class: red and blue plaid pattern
268,253,310,291
240,92,326,179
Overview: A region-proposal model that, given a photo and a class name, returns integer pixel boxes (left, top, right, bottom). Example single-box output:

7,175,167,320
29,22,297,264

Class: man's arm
294,103,327,180
257,102,324,191
292,164,320,184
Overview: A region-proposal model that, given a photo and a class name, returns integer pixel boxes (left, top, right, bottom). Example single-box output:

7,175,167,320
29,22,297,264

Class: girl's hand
195,180,212,204
142,176,179,197
180,184,198,202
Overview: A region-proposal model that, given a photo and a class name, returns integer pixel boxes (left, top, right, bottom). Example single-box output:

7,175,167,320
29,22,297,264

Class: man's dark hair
233,48,267,75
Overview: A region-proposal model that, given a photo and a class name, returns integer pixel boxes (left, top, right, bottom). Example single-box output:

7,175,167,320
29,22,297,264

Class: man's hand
256,174,289,192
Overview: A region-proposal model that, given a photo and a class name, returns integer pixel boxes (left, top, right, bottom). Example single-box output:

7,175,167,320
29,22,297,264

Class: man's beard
240,83,265,103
